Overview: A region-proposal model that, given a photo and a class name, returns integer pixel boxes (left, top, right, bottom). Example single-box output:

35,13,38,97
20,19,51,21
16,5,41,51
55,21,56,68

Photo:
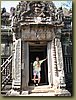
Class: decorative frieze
21,25,54,41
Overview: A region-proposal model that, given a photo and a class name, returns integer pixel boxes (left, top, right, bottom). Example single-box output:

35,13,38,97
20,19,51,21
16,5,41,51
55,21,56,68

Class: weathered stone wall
21,25,54,41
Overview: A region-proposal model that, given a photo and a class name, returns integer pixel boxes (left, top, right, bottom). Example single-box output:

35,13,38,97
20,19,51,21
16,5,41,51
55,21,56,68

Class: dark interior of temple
29,45,48,85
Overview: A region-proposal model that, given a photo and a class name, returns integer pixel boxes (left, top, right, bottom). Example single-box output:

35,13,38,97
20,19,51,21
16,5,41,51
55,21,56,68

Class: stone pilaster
51,39,58,88
55,37,66,88
12,38,21,89
22,42,29,90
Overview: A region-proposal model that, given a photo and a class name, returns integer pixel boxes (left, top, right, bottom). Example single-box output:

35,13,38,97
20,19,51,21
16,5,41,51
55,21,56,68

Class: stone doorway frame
22,41,52,89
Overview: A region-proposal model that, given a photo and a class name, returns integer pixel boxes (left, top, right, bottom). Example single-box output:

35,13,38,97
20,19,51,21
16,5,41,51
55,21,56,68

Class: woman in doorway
33,57,47,86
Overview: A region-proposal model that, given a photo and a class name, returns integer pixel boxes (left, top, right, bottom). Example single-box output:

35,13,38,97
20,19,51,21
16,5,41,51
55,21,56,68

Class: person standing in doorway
33,57,47,86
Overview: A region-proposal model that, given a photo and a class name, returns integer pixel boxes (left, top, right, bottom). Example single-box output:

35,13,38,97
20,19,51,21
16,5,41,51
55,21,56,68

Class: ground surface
4,85,71,96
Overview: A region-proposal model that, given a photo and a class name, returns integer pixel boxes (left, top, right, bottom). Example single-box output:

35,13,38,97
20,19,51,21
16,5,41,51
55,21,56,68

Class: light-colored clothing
33,59,46,72
33,70,40,78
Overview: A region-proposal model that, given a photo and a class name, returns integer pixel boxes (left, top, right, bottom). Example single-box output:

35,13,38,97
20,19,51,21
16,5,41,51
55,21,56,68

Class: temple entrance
29,43,48,86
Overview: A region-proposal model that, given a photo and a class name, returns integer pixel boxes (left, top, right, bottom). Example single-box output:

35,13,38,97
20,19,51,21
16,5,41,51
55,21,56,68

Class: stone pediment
12,1,65,33
12,1,65,26
13,1,56,22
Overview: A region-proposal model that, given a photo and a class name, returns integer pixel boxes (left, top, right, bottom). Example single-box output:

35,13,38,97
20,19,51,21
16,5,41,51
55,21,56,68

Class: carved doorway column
12,38,21,89
55,37,66,88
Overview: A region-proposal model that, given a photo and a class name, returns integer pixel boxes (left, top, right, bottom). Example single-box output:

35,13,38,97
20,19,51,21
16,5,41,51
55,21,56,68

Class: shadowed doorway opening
29,44,48,86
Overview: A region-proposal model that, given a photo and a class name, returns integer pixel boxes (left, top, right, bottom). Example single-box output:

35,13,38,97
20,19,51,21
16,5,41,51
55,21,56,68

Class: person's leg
38,71,40,84
33,70,36,85
34,75,36,83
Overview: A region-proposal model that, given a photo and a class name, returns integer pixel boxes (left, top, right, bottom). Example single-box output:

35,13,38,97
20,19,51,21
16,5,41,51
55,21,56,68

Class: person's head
36,57,39,61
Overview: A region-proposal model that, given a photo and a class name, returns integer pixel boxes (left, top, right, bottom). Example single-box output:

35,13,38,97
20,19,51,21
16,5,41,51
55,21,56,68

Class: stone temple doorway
29,43,48,86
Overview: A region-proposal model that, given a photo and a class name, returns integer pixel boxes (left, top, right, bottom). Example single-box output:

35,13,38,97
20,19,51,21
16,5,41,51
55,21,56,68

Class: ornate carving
55,7,64,22
1,8,11,26
10,1,68,40
55,28,62,38
21,25,54,40
10,7,15,18
12,1,56,22
12,39,21,89
55,38,66,87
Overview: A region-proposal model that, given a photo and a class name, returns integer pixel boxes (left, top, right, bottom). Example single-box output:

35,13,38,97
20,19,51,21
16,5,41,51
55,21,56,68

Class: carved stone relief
21,25,54,40
55,38,65,87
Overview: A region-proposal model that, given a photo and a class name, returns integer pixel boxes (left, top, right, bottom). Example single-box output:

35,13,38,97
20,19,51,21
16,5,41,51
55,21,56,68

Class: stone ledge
4,88,71,96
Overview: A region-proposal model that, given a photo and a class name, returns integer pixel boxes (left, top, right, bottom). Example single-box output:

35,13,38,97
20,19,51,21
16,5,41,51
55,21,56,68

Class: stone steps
31,89,55,93
21,85,56,96
24,93,55,96
26,85,55,93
